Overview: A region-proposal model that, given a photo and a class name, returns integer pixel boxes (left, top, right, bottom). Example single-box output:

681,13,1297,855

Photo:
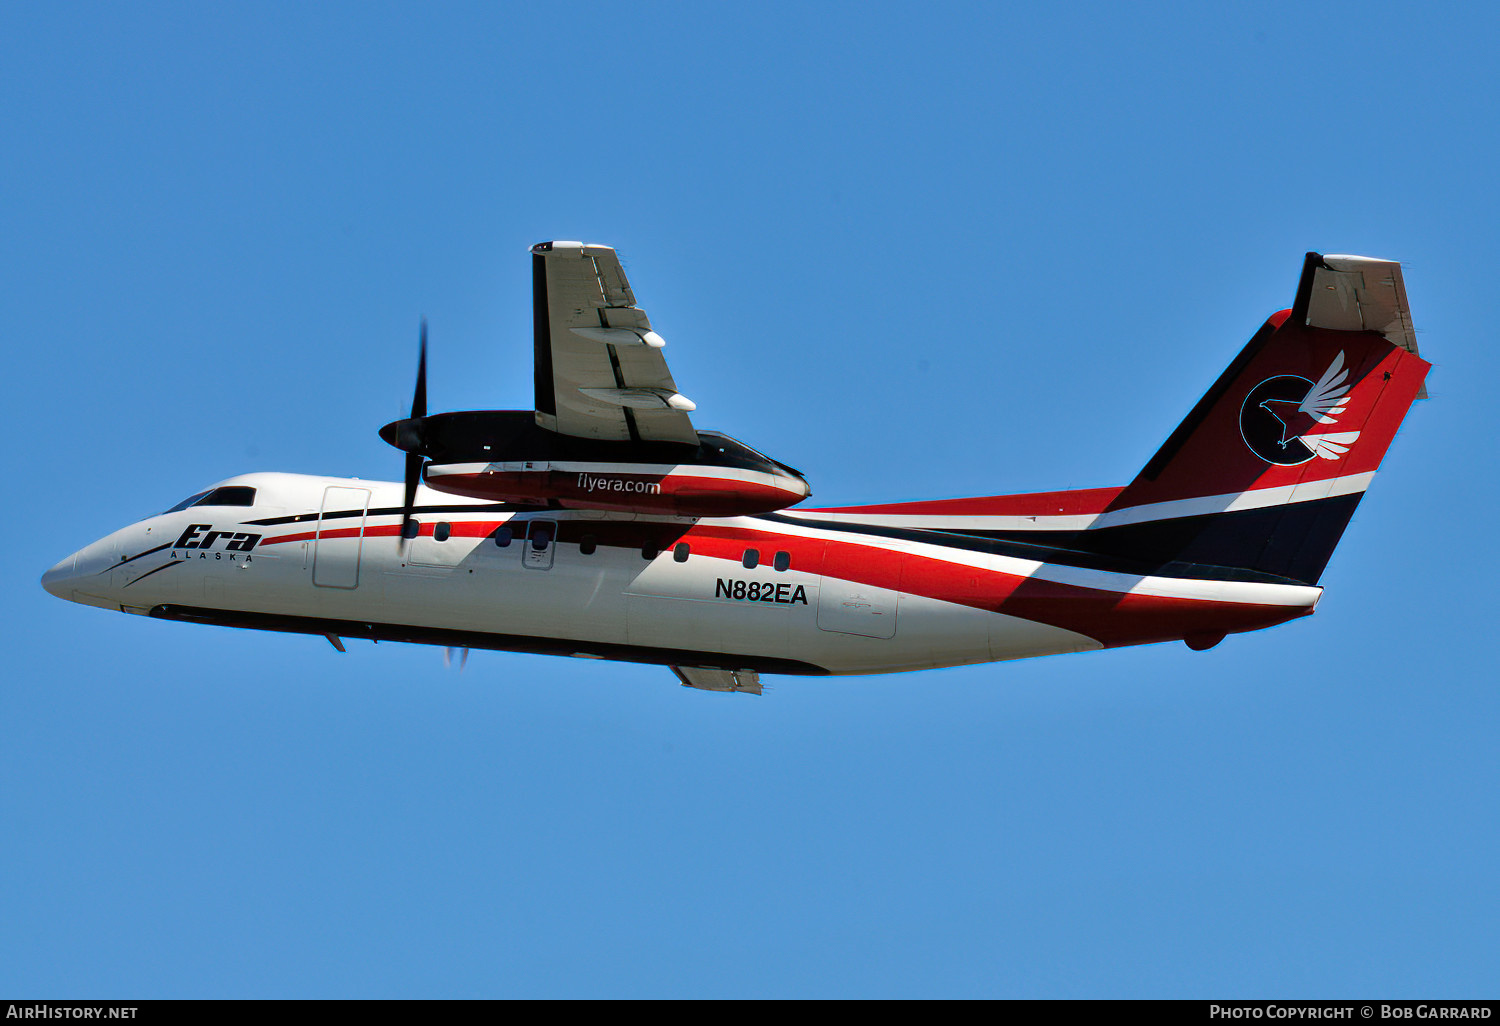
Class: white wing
1300,350,1351,424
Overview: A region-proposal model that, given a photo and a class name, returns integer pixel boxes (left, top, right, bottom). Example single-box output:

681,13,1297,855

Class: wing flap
671,666,763,695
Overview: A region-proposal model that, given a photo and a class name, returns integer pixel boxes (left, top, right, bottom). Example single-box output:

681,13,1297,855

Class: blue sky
4,1,1497,998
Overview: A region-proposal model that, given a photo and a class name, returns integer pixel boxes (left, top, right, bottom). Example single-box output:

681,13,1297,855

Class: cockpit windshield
163,486,257,514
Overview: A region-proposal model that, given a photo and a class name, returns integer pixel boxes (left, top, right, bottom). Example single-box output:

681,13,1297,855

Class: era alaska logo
1238,351,1362,466
171,523,262,556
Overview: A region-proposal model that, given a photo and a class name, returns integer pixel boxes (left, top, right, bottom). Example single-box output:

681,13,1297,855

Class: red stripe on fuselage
683,524,1311,645
259,517,1312,647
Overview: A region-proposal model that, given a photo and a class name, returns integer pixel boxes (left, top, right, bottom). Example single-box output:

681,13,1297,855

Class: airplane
41,244,1430,694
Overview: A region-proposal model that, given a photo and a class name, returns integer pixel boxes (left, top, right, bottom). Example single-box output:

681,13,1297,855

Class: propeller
378,319,429,551
402,320,428,545
443,646,469,671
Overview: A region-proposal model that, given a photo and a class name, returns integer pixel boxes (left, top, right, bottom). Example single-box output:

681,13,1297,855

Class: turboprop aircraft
41,245,1430,694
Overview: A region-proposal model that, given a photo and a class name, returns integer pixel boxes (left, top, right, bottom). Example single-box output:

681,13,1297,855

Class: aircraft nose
41,553,79,599
41,537,121,608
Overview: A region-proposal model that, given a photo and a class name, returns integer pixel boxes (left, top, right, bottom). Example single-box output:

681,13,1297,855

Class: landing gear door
523,519,557,570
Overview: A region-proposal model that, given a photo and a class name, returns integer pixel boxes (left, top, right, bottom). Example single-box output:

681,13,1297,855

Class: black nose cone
380,417,425,453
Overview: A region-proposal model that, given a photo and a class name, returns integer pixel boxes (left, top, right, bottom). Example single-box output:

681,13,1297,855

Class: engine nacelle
423,460,811,517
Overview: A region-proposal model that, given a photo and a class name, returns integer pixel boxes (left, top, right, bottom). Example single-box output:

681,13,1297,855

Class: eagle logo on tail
1259,351,1362,460
1239,351,1363,464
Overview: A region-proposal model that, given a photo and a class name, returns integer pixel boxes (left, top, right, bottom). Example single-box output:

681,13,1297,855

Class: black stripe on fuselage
247,495,1352,585
244,503,533,527
94,541,173,576
148,604,830,676
774,490,1362,587
764,513,1305,586
1057,490,1363,586
123,560,185,587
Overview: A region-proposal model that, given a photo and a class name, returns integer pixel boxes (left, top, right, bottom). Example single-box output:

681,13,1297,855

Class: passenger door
313,486,369,588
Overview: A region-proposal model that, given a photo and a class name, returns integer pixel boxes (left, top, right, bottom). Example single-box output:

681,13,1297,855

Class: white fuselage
43,471,1322,677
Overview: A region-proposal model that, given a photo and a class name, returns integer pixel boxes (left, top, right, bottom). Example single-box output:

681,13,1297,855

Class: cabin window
494,526,512,547
642,544,659,560
774,551,791,572
742,549,759,570
402,520,420,541
434,522,451,542
673,543,690,562
531,524,553,551
580,535,597,555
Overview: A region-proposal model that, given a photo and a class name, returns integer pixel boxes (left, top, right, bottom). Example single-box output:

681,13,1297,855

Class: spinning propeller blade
399,320,428,550
411,318,427,420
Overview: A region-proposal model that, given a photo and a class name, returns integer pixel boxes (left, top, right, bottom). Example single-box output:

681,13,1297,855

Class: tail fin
1081,253,1430,585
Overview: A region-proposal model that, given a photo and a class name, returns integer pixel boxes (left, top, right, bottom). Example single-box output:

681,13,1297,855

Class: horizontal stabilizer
1297,252,1423,398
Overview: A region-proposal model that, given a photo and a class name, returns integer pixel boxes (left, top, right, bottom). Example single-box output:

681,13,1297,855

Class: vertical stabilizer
1078,253,1430,584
